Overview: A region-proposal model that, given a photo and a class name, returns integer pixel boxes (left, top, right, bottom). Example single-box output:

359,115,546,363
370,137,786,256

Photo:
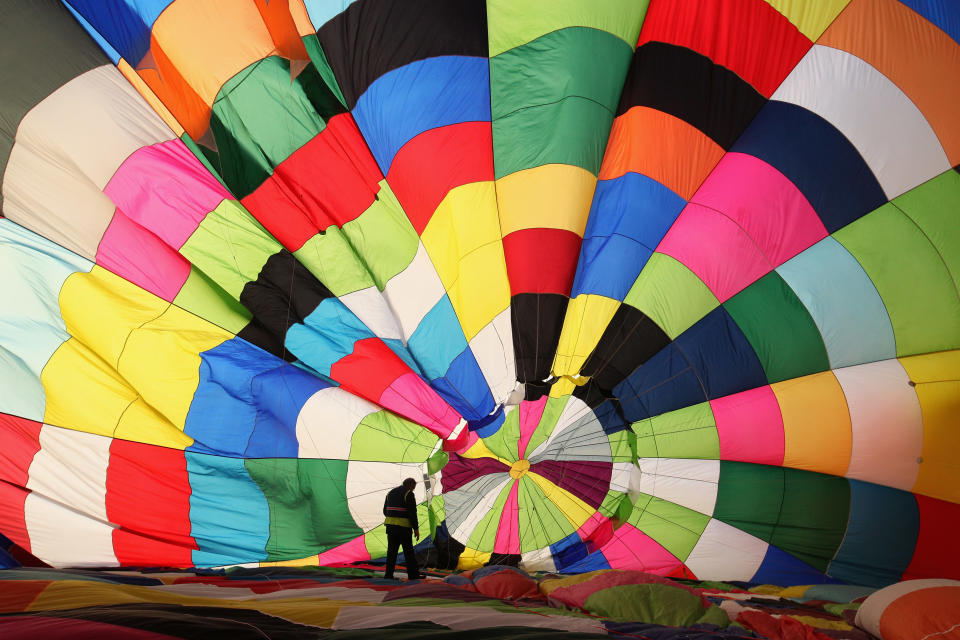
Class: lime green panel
349,410,438,463
583,584,730,627
608,429,635,463
245,458,361,560
627,494,710,562
294,227,376,297
599,489,629,519
625,253,719,340
490,28,634,178
633,402,719,460
483,404,521,462
342,181,419,288
487,0,648,57
179,200,280,299
834,201,960,357
466,480,515,552
524,395,568,456
173,266,251,335
518,475,576,553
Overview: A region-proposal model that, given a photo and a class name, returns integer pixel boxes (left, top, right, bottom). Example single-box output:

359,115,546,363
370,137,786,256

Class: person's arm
406,491,420,539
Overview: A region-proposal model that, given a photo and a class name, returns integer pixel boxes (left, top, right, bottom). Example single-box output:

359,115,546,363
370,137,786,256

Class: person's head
402,477,417,491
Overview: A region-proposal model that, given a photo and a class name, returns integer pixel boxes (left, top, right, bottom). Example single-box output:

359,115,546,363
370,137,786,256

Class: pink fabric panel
316,535,370,565
576,511,606,540
379,373,460,440
711,385,785,466
690,152,827,266
656,203,772,302
601,525,684,575
517,396,548,458
96,208,190,301
493,480,520,554
104,139,232,250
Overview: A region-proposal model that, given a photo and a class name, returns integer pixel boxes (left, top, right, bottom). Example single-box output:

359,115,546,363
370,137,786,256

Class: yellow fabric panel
496,164,596,237
421,181,510,340
550,378,577,398
764,0,850,41
151,0,278,107
539,569,609,596
262,554,320,567
899,350,960,502
41,339,193,449
771,371,851,477
552,294,620,377
117,59,184,136
459,438,512,466
526,472,594,530
457,547,491,570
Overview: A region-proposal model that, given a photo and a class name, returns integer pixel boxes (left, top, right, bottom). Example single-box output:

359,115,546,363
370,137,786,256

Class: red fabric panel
502,228,582,296
736,610,834,640
330,337,412,400
0,582,50,613
241,112,383,251
636,0,812,97
387,121,494,234
902,494,960,580
106,440,195,567
473,569,541,599
0,415,42,552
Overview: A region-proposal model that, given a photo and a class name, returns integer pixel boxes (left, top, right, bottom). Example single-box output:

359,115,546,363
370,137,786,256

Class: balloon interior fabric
0,0,958,588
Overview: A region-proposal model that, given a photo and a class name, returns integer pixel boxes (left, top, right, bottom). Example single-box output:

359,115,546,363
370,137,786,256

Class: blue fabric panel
827,481,919,588
751,545,841,586
572,174,686,299
186,452,269,567
286,298,373,377
593,399,630,435
776,237,895,369
614,344,707,422
352,56,490,174
303,0,357,30
731,101,886,233
63,3,122,63
429,347,497,423
899,0,960,44
245,362,332,458
563,548,613,573
552,533,589,570
64,0,171,65
468,404,505,436
407,296,468,380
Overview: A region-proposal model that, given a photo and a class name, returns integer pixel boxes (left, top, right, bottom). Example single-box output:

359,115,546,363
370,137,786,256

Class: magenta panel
711,385,785,465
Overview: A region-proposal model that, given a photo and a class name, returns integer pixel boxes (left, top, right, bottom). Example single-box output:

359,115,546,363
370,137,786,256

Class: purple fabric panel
530,460,612,509
441,453,508,493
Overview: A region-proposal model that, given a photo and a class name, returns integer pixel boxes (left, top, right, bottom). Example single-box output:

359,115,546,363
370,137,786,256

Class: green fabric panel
303,35,347,108
582,584,728,627
179,200,280,299
627,494,709,561
427,449,449,475
524,395,568,456
294,227,376,297
487,0,648,57
714,462,850,572
518,475,576,553
625,253,719,340
349,410,438,462
173,266,251,334
466,479,515,551
599,489,628,518
834,202,960,357
342,181,419,289
482,405,521,462
633,402,719,460
245,458,361,560
607,429,635,463
490,28,633,178
724,271,830,384
207,56,343,198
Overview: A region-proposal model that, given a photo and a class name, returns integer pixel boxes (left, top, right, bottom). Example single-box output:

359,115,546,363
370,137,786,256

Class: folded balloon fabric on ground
1,1,959,634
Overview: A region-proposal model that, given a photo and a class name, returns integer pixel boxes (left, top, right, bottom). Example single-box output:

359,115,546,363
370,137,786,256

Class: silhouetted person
382,477,422,580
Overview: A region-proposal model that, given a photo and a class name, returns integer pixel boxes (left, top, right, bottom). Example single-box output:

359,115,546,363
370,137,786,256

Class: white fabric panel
469,307,517,405
346,461,427,531
338,286,404,342
382,242,446,342
854,579,960,638
450,475,511,544
2,65,174,259
528,396,593,459
636,458,719,516
608,462,636,494
834,359,923,491
772,45,950,199
521,547,557,573
297,386,380,459
24,425,118,567
684,518,768,582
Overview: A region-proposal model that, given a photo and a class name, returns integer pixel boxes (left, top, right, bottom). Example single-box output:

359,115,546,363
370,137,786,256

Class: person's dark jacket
383,485,419,529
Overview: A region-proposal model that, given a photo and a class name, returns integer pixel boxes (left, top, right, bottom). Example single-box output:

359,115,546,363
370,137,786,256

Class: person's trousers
384,524,420,579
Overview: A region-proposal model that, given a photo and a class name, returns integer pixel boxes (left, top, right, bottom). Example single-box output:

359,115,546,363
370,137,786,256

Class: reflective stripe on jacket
383,485,418,529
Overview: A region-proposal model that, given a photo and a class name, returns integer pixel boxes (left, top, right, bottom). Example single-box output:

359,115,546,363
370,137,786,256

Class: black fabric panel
510,293,569,384
237,250,333,359
0,0,107,205
317,0,488,108
615,41,766,150
524,381,551,402
572,380,618,411
485,553,520,567
579,305,671,393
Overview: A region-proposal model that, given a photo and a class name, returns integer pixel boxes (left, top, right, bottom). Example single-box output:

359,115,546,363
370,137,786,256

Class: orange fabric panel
771,371,851,478
118,59,184,137
255,0,309,60
138,34,210,139
288,0,318,37
598,106,724,200
880,586,960,640
818,0,960,164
